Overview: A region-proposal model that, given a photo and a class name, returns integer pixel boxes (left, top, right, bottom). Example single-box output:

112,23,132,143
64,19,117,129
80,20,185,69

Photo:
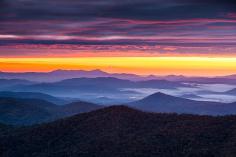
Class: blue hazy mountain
129,92,236,115
1,70,236,84
0,79,34,90
86,96,132,105
0,97,102,125
0,69,158,82
0,91,68,105
9,77,185,97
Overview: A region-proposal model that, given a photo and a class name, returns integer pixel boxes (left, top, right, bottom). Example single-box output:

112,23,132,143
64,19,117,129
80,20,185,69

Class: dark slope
0,91,68,105
0,98,59,125
1,106,236,157
0,123,12,137
59,101,103,117
129,92,236,115
0,98,102,125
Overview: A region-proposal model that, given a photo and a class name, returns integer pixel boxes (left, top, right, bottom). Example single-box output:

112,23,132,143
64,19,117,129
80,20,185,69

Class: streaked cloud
0,0,236,57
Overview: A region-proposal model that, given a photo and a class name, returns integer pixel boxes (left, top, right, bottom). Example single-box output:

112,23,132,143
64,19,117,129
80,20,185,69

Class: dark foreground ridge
1,105,236,157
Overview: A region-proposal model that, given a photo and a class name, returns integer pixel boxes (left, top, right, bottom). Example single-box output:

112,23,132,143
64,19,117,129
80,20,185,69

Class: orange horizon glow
1,57,236,77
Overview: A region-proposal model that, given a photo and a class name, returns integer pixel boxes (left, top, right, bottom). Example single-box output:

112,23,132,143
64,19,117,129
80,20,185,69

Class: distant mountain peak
51,69,106,73
146,92,174,98
92,69,105,72
137,92,189,104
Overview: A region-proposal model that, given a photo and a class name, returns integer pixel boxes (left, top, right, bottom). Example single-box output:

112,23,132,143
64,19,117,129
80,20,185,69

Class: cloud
1,0,236,21
0,0,236,56
227,12,236,19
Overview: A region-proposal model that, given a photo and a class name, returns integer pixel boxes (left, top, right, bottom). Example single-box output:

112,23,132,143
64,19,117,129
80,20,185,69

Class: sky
0,0,236,75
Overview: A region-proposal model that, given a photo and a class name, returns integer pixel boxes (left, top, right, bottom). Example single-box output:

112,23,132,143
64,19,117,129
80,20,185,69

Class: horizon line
0,68,235,78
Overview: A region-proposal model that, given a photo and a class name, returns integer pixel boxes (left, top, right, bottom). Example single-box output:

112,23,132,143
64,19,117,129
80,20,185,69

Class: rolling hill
0,97,57,125
20,77,185,89
1,106,236,157
0,97,102,125
60,101,103,117
10,77,186,98
0,79,34,90
128,92,236,115
0,91,68,105
0,69,158,82
1,70,236,84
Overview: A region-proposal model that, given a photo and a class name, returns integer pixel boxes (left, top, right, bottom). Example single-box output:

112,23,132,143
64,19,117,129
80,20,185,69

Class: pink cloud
227,13,236,19
163,47,177,51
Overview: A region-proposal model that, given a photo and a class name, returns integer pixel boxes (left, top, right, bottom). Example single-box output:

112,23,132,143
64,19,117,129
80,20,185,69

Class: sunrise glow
0,57,236,76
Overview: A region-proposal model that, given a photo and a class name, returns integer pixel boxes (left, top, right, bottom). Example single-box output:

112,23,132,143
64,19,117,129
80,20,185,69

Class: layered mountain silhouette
1,70,236,84
10,77,185,97
1,106,236,157
16,77,184,89
129,92,236,115
0,91,68,105
0,69,158,82
2,91,236,126
0,79,34,90
0,97,102,125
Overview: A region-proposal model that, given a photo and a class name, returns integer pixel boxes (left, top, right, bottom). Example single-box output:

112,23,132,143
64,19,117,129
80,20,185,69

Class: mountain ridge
0,91,68,105
128,92,236,115
1,69,236,83
1,105,236,157
0,97,102,125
